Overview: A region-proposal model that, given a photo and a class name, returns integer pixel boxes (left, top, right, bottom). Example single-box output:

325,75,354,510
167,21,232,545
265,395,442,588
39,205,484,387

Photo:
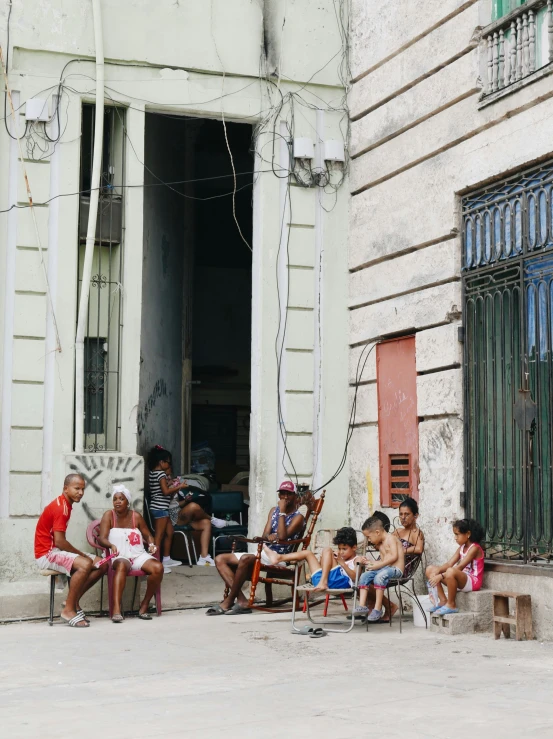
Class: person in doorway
207,481,305,615
34,473,109,628
356,516,405,623
147,446,190,572
425,518,485,616
174,486,217,567
97,485,164,622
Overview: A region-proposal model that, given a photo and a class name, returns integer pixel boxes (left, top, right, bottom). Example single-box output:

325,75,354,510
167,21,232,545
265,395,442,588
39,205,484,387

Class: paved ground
2,606,553,739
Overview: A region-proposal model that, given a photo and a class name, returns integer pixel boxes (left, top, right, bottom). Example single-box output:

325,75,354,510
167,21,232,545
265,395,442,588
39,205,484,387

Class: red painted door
377,336,419,506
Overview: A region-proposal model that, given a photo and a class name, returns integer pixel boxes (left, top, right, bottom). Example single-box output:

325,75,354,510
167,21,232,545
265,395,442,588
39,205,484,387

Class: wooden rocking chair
226,490,326,612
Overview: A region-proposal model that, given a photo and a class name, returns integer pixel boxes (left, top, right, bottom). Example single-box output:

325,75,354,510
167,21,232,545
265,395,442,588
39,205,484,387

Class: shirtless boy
264,526,361,592
357,516,405,622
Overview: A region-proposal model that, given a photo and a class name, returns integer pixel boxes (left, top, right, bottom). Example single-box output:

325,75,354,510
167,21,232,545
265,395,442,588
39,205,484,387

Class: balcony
481,0,553,105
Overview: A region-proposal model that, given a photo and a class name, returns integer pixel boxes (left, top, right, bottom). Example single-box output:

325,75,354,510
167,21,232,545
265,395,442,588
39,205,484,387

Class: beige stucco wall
0,0,350,582
348,0,553,597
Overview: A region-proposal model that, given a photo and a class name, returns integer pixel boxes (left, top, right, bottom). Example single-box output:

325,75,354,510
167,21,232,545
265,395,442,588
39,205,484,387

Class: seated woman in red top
34,474,109,628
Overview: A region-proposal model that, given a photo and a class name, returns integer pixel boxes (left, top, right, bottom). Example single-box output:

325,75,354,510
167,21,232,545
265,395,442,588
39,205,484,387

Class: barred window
463,161,553,564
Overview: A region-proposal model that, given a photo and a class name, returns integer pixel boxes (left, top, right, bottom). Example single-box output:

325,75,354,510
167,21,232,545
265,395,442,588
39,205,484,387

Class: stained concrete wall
349,0,553,629
0,0,349,589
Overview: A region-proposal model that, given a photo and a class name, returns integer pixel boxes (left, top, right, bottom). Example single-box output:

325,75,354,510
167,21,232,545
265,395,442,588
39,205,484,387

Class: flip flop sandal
293,625,317,635
225,604,253,615
429,604,444,613
309,628,327,638
434,606,459,616
77,610,90,624
61,614,89,628
137,612,152,620
111,614,124,623
205,605,230,616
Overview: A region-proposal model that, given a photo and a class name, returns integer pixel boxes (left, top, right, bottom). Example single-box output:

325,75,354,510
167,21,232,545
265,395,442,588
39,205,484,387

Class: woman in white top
98,485,164,623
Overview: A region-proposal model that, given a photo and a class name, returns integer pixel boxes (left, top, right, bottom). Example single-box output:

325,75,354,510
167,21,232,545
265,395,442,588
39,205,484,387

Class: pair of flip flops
293,625,327,638
205,604,253,616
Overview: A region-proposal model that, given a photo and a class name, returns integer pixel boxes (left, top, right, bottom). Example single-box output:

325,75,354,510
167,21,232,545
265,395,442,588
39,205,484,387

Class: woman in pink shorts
425,518,485,616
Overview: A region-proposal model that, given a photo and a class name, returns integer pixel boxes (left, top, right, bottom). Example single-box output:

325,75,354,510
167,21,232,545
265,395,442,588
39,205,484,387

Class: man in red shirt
35,473,108,628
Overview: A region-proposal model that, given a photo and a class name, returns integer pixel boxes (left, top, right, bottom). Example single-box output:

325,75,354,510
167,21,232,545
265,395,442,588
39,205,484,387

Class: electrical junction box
324,139,345,163
25,98,49,122
293,137,314,160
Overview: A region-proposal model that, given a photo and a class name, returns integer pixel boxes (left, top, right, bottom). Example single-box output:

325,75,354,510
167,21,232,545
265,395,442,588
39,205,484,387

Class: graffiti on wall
137,378,168,436
66,454,145,521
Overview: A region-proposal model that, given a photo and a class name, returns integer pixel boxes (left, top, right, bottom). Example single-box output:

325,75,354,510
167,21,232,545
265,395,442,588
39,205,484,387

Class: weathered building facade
349,0,553,637
0,0,350,587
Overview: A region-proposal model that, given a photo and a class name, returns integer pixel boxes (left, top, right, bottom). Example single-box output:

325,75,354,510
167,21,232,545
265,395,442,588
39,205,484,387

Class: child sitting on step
263,526,361,591
425,518,485,616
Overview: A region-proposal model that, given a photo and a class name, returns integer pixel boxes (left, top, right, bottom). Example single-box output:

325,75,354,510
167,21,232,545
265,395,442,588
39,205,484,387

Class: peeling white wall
349,0,553,632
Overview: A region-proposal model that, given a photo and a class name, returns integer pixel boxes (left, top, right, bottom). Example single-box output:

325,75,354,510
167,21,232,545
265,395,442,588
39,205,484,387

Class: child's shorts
359,566,403,590
311,566,351,589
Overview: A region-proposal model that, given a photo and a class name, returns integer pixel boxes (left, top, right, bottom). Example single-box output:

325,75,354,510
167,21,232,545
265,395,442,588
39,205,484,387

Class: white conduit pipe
75,0,105,453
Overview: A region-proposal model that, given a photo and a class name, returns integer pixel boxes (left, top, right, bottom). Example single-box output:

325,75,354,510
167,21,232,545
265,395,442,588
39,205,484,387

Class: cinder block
431,611,475,635
458,589,495,632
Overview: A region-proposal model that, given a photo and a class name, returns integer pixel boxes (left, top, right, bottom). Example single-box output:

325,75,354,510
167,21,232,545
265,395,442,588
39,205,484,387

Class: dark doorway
139,114,253,484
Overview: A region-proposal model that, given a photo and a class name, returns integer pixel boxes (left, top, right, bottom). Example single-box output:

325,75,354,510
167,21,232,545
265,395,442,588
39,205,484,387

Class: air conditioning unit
79,195,123,245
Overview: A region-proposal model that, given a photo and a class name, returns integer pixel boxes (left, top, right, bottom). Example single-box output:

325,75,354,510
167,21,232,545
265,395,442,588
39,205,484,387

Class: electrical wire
209,0,252,252
0,170,267,215
274,168,299,485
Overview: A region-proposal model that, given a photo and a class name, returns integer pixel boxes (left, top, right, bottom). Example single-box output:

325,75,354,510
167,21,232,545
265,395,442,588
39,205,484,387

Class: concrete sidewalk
1,608,553,739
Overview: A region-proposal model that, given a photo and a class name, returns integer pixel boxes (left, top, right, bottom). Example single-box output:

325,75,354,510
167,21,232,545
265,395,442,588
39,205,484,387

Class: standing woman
98,485,164,622
147,446,189,573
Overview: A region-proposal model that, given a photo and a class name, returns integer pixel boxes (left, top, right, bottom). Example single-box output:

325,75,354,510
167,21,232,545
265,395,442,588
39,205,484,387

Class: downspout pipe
75,0,105,453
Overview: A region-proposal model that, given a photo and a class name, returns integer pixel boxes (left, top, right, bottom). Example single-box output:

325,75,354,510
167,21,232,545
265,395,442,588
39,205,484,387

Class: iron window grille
77,104,125,452
462,160,553,564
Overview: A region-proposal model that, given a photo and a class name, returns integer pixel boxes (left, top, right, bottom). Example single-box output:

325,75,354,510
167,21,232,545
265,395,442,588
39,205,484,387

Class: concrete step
0,565,223,622
457,589,494,632
431,611,476,636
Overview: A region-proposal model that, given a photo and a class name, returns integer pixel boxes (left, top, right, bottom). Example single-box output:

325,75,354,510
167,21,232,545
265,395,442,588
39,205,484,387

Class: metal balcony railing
483,0,553,96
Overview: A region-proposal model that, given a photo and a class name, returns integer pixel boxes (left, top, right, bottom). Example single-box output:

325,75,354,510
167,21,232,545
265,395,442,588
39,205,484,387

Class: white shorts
36,549,95,576
460,574,474,593
233,551,287,568
112,552,155,571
